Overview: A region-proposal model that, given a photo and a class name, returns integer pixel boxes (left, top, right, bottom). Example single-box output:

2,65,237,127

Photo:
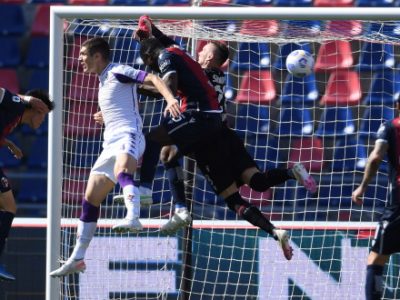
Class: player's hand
28,97,50,114
164,98,181,118
134,15,153,41
351,186,364,206
160,145,178,163
5,139,23,159
93,111,104,125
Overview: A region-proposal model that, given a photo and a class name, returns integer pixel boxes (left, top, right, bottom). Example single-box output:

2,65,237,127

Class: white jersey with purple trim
98,63,147,142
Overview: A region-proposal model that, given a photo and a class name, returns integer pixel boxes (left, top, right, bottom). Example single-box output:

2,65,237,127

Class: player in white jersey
50,37,180,277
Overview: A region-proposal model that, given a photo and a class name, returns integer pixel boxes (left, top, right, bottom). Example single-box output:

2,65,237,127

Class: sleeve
0,89,25,115
375,121,390,144
158,51,177,77
152,26,179,48
112,65,148,84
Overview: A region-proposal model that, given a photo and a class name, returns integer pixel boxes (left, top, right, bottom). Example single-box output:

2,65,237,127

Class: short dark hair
210,41,229,66
82,37,110,61
26,89,54,111
139,37,164,63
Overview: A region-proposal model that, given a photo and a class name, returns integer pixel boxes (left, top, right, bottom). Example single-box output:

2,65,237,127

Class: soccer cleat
135,15,153,41
0,265,15,281
112,218,143,233
292,163,317,194
273,229,293,261
160,207,192,235
113,186,153,207
50,259,86,277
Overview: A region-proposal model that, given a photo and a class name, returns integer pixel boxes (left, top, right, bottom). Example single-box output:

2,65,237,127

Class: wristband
25,96,32,103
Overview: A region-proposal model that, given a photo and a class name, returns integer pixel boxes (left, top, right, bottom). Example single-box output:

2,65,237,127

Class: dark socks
366,264,384,300
80,200,100,223
165,159,186,208
140,136,162,189
249,169,293,192
0,211,15,255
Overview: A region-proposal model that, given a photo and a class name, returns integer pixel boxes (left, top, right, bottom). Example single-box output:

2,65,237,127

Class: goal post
48,6,400,300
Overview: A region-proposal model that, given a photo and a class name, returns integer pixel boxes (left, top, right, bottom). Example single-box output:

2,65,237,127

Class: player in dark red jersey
0,88,53,281
352,100,400,300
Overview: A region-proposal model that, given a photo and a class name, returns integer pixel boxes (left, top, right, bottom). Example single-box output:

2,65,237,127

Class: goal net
48,6,400,300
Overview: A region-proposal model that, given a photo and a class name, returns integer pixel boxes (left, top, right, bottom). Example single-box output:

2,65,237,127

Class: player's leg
159,146,191,234
0,173,16,281
365,251,388,300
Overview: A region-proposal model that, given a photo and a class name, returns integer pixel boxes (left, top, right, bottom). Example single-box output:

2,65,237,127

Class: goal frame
48,6,400,300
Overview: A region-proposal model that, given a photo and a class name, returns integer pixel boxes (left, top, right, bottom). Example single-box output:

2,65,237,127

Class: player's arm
352,141,387,205
3,138,22,159
136,15,178,48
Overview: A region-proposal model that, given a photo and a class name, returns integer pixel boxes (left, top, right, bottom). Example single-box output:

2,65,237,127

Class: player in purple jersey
0,88,53,281
352,100,400,300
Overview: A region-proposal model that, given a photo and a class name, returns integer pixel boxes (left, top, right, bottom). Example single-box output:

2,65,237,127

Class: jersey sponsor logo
159,59,171,73
12,96,21,103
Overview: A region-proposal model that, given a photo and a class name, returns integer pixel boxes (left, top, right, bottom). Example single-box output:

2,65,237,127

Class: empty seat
194,175,224,206
109,0,148,4
240,20,278,37
0,69,19,93
0,36,19,67
234,0,272,4
230,42,271,71
30,0,66,3
235,70,276,104
273,42,312,71
224,73,237,102
67,72,98,101
314,0,353,5
68,0,107,4
315,106,355,136
356,0,396,6
62,178,86,204
72,19,111,36
21,115,48,135
363,70,400,105
234,104,270,136
64,101,102,138
282,20,322,37
314,40,353,72
246,134,279,169
0,4,25,35
0,134,21,168
70,140,102,168
288,137,324,172
27,69,49,91
113,37,141,65
239,185,272,208
320,71,361,106
366,22,400,39
359,105,395,137
150,0,190,4
31,4,53,36
200,0,231,5
18,177,47,204
66,36,89,70
280,73,318,106
273,0,312,5
332,136,367,171
356,42,395,71
325,20,362,37
275,106,313,136
27,136,48,169
25,37,49,68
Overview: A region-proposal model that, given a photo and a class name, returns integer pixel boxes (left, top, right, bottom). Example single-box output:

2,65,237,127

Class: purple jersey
0,89,25,145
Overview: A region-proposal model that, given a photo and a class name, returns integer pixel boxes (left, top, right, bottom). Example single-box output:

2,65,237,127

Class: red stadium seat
288,137,324,173
68,0,107,4
325,20,362,37
67,72,98,101
320,70,361,106
0,0,26,4
314,0,353,6
64,101,102,138
31,4,52,36
200,0,231,5
66,36,90,70
236,70,276,104
0,68,19,93
62,178,86,204
239,185,271,208
240,20,278,37
314,40,353,72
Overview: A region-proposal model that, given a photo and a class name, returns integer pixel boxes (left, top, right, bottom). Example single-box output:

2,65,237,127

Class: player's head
23,89,54,129
79,37,110,74
139,37,164,72
198,41,229,69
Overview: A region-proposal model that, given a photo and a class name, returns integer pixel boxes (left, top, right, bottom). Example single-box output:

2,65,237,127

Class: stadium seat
0,134,21,168
355,0,396,6
25,37,49,69
67,72,98,101
66,36,89,70
320,71,361,106
282,20,322,37
64,101,102,138
234,0,271,4
0,69,19,93
275,106,313,136
194,175,224,206
332,136,368,171
68,0,107,4
315,106,356,136
325,20,362,37
273,0,312,5
70,139,102,168
0,37,19,67
0,0,26,3
356,42,395,71
30,0,66,3
62,178,86,204
273,42,312,71
280,73,318,106
71,19,111,36
239,20,278,37
230,42,271,71
150,167,172,204
234,104,270,136
200,0,231,5
109,0,148,4
150,0,190,5
246,134,279,169
366,22,400,39
239,185,271,208
18,177,47,204
31,5,52,36
224,73,237,102
113,37,142,65
27,136,48,169
314,40,353,72
288,137,324,172
0,4,25,36
21,115,48,135
27,69,49,91
359,105,395,137
314,0,354,6
363,70,400,105
235,70,276,104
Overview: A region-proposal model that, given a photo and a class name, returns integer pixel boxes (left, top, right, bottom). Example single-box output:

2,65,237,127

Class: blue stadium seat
113,37,141,65
194,175,224,206
0,68,19,93
273,42,312,71
110,0,148,4
27,136,48,169
315,106,356,137
0,4,25,36
224,73,237,102
70,140,102,168
18,177,47,204
150,166,172,204
150,0,190,4
273,0,312,5
280,73,318,106
366,22,400,39
30,0,66,3
282,20,322,37
25,37,49,69
21,116,48,136
359,105,395,137
234,104,269,136
0,37,19,67
363,70,400,105
332,136,367,171
246,134,279,169
356,0,396,6
230,42,270,71
296,183,354,208
27,69,49,91
274,106,313,136
72,19,111,36
234,0,272,4
0,134,21,168
356,42,395,71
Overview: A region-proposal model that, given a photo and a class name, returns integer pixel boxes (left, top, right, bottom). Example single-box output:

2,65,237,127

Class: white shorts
90,132,145,183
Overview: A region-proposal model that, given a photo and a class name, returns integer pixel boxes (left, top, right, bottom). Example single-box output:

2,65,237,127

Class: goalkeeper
0,88,53,281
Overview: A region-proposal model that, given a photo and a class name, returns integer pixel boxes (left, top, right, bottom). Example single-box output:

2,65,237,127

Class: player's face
30,111,46,129
197,43,214,67
78,46,97,73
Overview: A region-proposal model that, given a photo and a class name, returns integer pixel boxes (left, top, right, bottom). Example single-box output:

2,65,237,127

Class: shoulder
110,63,135,75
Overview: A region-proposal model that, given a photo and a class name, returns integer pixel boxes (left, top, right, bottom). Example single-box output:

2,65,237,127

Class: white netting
56,16,400,299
